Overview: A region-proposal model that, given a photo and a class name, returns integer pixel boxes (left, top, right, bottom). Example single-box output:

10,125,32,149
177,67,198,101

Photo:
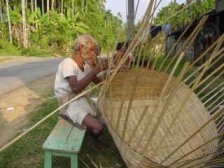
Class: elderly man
54,35,107,143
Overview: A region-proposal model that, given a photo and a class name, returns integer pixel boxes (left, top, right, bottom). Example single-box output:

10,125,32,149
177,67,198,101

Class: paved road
0,57,63,95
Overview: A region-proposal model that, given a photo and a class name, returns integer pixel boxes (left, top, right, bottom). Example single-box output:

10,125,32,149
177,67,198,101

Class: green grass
0,39,64,57
0,94,126,168
0,40,21,56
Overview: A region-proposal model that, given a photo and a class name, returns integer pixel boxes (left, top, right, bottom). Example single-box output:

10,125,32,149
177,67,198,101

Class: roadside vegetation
0,0,126,57
154,0,215,29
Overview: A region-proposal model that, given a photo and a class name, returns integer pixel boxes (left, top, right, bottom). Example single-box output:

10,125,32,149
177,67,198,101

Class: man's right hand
94,59,108,73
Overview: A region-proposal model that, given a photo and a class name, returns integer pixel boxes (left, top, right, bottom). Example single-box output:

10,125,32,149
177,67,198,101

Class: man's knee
82,115,104,134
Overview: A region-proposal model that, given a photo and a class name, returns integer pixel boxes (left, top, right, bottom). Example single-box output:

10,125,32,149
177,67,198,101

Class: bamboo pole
164,16,208,73
184,50,224,85
0,83,102,152
187,50,224,87
201,83,224,101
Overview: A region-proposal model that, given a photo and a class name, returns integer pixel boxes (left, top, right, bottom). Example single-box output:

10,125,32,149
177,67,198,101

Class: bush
0,40,21,56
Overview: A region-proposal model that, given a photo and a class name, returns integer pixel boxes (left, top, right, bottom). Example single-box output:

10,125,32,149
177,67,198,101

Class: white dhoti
58,95,98,126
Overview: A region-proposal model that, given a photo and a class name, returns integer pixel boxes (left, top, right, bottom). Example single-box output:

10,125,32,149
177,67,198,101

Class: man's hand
94,59,108,73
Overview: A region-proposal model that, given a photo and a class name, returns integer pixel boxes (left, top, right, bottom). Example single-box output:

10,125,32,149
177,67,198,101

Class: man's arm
92,59,108,84
67,67,101,94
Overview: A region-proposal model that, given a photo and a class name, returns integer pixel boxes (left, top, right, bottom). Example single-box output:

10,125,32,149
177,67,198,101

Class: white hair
73,35,97,51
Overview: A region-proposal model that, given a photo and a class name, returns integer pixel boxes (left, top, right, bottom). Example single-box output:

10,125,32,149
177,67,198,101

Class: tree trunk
72,0,74,16
60,0,63,14
6,0,12,43
31,0,34,12
47,0,49,12
0,0,3,23
51,0,55,10
35,0,37,30
22,0,28,48
41,0,44,14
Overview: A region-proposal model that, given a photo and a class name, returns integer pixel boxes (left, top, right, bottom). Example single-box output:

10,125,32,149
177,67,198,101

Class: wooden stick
203,87,224,106
197,69,224,97
0,82,102,152
164,16,208,73
184,49,224,85
201,83,224,101
190,34,224,67
158,24,191,72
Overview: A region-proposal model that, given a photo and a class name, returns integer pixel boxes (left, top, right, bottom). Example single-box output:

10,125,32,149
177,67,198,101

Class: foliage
154,0,215,29
0,39,21,55
0,0,125,56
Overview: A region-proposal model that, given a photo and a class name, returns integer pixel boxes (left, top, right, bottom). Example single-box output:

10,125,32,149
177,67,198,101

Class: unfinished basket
96,0,223,167
98,69,220,168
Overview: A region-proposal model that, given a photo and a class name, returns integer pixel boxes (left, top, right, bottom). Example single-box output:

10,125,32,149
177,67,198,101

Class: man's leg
82,114,104,138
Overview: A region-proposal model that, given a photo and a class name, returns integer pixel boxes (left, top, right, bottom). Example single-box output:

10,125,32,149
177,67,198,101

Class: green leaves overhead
0,0,124,53
154,0,215,30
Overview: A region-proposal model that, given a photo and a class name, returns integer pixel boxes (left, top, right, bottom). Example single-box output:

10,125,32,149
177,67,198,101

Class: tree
6,0,12,43
22,0,28,48
0,0,124,54
0,0,3,23
154,0,215,29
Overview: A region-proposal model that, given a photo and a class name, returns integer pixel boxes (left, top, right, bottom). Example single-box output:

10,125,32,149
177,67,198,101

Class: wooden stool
42,119,86,168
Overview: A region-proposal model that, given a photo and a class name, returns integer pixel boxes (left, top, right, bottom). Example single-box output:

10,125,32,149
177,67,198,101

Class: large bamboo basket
98,69,218,168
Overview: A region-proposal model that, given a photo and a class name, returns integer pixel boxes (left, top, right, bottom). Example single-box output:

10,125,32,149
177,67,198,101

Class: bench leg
70,154,78,168
44,151,52,168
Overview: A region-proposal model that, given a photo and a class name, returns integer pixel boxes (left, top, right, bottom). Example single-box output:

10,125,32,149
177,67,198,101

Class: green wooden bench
42,119,86,168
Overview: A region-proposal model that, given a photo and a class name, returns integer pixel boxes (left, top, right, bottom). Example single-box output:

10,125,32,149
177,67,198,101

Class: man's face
81,44,98,67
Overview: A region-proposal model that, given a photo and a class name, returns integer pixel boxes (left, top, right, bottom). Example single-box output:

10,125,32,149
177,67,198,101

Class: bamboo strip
141,63,190,156
160,107,224,164
184,49,224,85
164,16,208,73
168,129,224,167
196,62,224,91
121,74,140,142
197,68,224,96
201,83,224,101
0,82,102,152
203,87,224,106
190,34,224,67
127,106,149,144
158,23,192,72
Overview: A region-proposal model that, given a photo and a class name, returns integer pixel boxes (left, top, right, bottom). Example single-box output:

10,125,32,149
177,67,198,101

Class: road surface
0,57,63,148
0,57,63,95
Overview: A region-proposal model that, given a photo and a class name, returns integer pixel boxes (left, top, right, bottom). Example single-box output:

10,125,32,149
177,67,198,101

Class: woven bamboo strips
97,0,223,167
140,63,190,155
160,107,223,165
168,126,224,167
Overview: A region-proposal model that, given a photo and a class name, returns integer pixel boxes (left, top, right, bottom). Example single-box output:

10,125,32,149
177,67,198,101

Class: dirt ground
0,74,55,148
